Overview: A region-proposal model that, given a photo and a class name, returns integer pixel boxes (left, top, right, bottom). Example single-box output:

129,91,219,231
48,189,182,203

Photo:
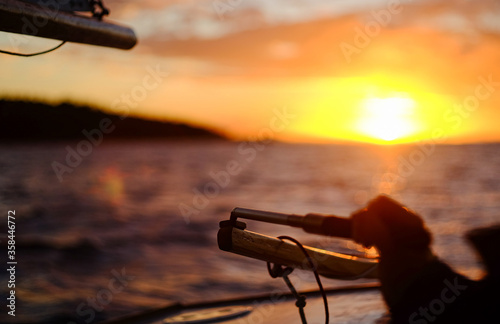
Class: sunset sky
1,0,500,144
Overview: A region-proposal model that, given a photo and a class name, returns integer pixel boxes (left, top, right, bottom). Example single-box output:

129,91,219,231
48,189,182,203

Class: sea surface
0,141,499,323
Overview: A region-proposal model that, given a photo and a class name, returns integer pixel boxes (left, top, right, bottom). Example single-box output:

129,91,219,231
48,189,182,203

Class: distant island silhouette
0,99,225,141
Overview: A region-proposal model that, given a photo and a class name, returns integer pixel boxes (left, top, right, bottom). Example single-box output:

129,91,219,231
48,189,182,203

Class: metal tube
231,207,352,239
231,207,297,226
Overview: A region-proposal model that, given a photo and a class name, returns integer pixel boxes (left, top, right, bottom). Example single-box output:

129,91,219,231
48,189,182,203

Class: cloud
105,0,398,41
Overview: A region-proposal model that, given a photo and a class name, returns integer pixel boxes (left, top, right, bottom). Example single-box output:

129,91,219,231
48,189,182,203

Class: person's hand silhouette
351,195,432,255
350,195,437,314
348,195,496,323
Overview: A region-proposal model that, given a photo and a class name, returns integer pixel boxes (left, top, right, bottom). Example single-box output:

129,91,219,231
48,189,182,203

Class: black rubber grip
301,214,352,239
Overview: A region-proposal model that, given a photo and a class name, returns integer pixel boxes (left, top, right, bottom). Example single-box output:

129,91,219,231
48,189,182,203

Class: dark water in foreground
0,141,499,323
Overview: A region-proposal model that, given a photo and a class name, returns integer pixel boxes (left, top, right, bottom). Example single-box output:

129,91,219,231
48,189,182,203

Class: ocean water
0,141,499,323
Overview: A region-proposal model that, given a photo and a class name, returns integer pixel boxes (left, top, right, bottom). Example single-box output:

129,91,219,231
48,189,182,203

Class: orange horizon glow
1,71,496,145
2,1,500,146
2,73,495,146
251,73,487,146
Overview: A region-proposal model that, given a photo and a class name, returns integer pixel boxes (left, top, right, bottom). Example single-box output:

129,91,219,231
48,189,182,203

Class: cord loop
266,235,329,324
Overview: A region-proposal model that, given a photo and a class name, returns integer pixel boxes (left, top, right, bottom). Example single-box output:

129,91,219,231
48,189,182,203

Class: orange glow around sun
279,73,477,145
282,76,445,145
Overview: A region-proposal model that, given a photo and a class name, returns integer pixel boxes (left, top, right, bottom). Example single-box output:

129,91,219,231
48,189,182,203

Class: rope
0,41,66,57
266,235,329,324
283,272,308,324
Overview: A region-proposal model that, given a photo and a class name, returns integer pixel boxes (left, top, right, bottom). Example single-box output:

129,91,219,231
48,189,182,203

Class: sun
357,96,419,143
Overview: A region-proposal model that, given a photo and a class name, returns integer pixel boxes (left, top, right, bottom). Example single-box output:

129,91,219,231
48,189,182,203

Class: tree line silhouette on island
0,100,224,141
